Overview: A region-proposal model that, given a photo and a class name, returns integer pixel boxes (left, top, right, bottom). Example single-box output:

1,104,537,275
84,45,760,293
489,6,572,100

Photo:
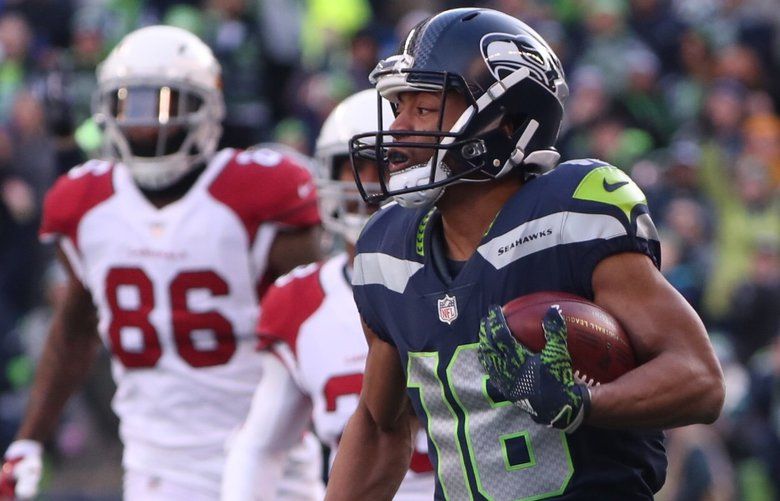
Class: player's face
386,91,468,174
121,124,187,158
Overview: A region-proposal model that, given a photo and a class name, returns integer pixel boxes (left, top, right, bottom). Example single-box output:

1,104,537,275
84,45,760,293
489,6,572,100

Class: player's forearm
325,405,410,500
17,324,100,441
589,253,725,429
221,442,286,501
587,350,724,429
222,353,308,501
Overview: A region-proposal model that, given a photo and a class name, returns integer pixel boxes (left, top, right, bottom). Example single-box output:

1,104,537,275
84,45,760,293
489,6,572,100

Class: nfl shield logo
437,294,458,325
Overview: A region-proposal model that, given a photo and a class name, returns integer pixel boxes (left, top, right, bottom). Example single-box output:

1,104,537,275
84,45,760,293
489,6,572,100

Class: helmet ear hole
499,115,520,137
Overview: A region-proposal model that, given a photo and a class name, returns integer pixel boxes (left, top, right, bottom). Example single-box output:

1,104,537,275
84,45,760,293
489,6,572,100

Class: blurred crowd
0,0,778,499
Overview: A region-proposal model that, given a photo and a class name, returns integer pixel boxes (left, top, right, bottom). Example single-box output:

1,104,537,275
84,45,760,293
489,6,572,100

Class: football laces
573,369,598,387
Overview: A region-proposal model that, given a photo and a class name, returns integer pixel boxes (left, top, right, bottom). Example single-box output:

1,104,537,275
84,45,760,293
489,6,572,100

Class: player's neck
141,163,207,209
437,176,522,261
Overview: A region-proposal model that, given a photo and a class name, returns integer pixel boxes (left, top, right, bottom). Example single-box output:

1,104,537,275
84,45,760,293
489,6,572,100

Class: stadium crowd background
0,0,778,499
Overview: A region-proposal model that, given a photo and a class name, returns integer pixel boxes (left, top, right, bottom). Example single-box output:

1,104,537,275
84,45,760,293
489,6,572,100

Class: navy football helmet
350,8,569,208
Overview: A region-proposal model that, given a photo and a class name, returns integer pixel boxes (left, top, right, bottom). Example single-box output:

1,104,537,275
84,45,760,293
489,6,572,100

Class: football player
325,8,725,500
220,89,435,501
0,26,324,500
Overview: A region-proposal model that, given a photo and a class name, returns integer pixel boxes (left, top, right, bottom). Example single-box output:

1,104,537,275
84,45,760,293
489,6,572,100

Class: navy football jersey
352,160,667,500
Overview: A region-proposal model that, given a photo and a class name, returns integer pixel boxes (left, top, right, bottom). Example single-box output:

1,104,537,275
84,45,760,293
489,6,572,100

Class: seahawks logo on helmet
480,32,561,93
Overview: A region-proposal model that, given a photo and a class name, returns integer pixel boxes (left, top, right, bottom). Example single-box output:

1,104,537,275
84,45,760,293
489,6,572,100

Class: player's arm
1,248,100,499
221,351,311,501
266,225,322,279
588,252,725,428
17,248,100,440
325,321,411,501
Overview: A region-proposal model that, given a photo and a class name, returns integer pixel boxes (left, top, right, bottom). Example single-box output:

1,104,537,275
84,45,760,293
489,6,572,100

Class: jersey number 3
105,267,236,368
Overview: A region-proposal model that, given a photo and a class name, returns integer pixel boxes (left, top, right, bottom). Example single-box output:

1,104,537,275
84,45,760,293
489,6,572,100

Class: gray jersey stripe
478,211,627,270
353,252,424,293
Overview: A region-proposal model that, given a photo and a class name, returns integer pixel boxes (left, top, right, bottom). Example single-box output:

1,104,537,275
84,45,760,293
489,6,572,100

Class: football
502,292,636,385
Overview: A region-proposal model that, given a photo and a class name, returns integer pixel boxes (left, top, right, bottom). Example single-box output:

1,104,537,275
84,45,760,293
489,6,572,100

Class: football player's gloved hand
0,440,43,500
477,305,590,433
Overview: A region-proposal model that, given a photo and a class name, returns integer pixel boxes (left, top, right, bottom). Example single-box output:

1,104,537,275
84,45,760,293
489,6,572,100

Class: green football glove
477,304,590,433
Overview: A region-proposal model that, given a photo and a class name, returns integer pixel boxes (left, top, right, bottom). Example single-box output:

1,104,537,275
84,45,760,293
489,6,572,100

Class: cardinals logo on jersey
480,32,562,92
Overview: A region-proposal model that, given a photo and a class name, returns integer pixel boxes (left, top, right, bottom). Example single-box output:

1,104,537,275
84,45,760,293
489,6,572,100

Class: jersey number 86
105,267,236,368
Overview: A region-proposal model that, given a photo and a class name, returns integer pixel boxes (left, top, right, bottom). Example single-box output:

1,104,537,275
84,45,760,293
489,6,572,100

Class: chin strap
389,161,450,209
494,115,561,181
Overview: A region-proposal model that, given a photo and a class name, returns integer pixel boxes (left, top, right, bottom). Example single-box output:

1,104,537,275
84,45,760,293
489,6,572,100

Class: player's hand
0,440,43,500
477,305,590,433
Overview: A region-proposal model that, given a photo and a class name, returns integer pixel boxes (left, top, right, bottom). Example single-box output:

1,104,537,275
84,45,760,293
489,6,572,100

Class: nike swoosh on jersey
602,178,629,192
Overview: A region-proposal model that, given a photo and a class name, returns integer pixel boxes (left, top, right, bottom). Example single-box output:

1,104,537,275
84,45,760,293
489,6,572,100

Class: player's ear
499,116,515,137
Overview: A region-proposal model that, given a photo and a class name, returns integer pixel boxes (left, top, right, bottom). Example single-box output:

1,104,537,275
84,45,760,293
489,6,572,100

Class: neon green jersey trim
572,166,646,220
416,208,435,256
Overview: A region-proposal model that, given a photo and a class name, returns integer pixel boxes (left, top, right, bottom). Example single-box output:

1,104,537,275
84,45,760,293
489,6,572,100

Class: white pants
124,470,217,501
124,434,324,501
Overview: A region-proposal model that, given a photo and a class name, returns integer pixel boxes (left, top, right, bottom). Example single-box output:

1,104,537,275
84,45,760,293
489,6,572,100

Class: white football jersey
39,147,321,496
258,253,435,500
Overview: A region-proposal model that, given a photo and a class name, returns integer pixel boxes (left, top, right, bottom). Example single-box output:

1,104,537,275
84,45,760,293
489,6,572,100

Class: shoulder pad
39,160,115,247
541,160,648,219
257,261,325,356
208,148,320,240
570,164,647,220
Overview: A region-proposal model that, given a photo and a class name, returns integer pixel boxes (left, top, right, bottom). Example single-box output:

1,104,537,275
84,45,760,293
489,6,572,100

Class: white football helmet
315,89,392,245
93,25,225,190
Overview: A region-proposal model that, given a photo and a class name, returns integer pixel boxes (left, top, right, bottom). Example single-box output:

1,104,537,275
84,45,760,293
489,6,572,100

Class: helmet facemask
317,154,379,246
94,80,222,190
350,69,489,209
